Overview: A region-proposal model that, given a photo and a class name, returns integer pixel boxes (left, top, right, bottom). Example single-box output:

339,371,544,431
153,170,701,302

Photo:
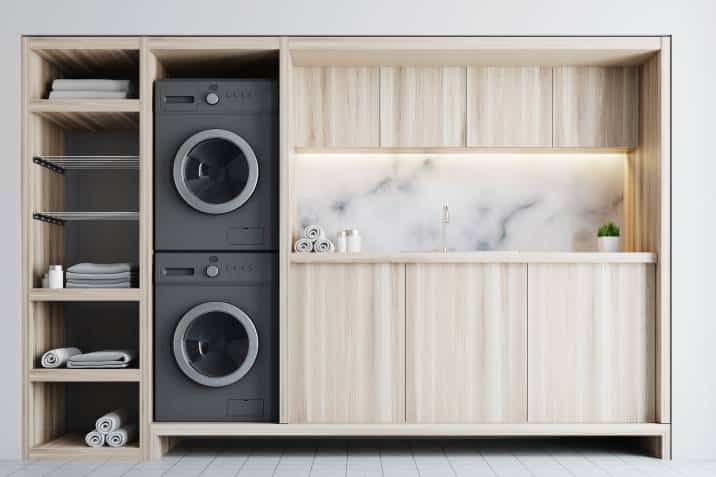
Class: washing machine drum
173,129,259,215
173,302,259,387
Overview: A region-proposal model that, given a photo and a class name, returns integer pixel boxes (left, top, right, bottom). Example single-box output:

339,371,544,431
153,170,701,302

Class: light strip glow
295,152,629,161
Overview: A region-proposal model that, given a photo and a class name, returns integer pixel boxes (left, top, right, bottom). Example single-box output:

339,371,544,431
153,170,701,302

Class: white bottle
336,230,348,253
48,265,64,289
346,229,361,253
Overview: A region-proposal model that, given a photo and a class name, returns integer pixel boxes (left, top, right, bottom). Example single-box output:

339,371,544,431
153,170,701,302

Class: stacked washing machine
153,80,278,421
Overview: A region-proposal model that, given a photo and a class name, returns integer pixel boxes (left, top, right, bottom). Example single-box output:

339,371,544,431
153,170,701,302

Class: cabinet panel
553,66,638,148
406,263,527,423
287,263,405,423
380,66,466,147
293,66,379,148
528,263,655,423
467,67,552,147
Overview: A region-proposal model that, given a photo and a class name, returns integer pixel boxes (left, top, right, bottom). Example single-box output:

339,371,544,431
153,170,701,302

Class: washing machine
154,252,277,421
154,79,278,251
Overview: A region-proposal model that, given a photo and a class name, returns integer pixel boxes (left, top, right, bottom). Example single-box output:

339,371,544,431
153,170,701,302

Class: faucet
440,204,450,252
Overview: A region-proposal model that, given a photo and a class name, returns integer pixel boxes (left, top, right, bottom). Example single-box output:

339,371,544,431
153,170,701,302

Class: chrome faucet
440,204,450,252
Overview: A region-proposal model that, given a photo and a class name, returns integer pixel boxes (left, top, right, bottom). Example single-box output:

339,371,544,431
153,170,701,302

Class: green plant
597,222,620,237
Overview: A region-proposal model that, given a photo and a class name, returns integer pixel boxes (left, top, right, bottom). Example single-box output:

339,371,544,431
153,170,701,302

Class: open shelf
30,288,141,301
30,433,141,459
29,368,140,382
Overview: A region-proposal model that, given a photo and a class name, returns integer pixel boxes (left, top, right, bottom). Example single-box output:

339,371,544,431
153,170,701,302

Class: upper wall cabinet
293,66,380,148
380,66,466,147
553,66,639,148
467,67,553,147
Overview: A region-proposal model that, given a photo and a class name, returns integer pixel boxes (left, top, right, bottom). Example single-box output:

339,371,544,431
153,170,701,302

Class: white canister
41,273,49,289
336,230,348,253
48,265,64,289
346,229,361,253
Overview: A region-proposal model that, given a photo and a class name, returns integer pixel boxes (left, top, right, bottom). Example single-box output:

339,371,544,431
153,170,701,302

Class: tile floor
2,439,715,477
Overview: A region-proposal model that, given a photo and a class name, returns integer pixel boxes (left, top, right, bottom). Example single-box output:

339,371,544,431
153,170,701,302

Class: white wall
0,0,713,460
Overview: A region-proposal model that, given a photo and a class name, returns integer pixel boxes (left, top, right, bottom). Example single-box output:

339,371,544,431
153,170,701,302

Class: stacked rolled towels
68,349,136,369
41,347,81,368
294,225,335,253
48,79,133,99
85,408,137,448
66,263,138,288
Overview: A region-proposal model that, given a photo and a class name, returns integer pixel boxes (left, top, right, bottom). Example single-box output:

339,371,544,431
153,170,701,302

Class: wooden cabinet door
293,66,379,148
528,263,656,423
553,66,638,148
406,263,527,423
467,66,553,147
380,66,466,147
287,263,405,423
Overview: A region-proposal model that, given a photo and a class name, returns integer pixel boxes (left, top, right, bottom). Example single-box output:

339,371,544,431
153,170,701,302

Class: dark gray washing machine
154,79,278,251
154,252,277,421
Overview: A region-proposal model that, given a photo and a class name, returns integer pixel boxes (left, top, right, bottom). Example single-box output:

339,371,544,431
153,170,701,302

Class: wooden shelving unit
29,369,141,382
31,434,141,459
29,288,142,302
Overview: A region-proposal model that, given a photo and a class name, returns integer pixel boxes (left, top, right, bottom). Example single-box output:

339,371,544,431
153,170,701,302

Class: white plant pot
598,236,621,253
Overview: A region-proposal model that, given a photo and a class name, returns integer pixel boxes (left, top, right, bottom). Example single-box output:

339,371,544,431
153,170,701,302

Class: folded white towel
303,225,325,241
41,347,82,368
67,277,135,285
70,350,136,365
52,79,131,92
67,263,136,274
107,424,137,448
294,238,314,253
49,90,129,99
68,362,131,369
66,271,136,280
66,282,132,289
96,408,131,434
85,430,105,448
314,239,335,253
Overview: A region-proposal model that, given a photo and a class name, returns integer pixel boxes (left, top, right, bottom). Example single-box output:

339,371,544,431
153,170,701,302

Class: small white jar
598,236,621,253
336,230,348,253
48,265,64,289
346,229,361,253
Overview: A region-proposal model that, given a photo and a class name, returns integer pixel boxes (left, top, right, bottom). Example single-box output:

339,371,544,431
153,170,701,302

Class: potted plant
597,222,621,252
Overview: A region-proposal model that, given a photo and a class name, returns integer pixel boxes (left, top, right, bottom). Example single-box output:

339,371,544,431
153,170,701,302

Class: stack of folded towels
294,224,335,253
48,79,133,99
66,263,137,288
85,408,137,448
41,348,136,369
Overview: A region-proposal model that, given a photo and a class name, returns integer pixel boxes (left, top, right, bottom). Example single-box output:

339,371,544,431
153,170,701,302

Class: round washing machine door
173,301,259,387
173,129,259,215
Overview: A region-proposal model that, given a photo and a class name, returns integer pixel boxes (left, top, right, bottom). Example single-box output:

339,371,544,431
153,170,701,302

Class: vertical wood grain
406,263,527,423
380,66,466,147
287,263,405,424
553,66,638,148
467,67,552,147
293,66,379,148
528,263,656,423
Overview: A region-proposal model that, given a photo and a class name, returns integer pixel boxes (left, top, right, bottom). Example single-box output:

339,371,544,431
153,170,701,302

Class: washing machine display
173,301,259,387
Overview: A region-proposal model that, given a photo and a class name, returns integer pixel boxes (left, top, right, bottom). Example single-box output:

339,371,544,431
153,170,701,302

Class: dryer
154,79,278,251
154,252,277,421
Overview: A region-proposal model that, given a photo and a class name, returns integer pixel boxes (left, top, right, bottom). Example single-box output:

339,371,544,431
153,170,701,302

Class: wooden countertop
290,251,657,264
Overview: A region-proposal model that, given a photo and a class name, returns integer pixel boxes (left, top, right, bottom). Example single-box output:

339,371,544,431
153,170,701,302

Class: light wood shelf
30,288,142,302
29,368,141,382
30,99,141,113
30,433,141,459
289,252,658,264
29,100,140,132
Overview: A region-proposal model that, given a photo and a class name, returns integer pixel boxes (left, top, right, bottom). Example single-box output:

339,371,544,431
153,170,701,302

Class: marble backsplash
294,154,625,252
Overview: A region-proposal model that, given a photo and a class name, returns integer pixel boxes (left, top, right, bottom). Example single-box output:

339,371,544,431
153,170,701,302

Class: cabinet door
467,66,552,147
553,66,638,148
287,263,405,423
380,66,466,147
293,66,379,148
406,263,527,423
528,263,655,423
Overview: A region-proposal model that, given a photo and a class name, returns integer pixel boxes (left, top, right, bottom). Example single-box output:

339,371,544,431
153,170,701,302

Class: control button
205,265,220,278
205,92,220,105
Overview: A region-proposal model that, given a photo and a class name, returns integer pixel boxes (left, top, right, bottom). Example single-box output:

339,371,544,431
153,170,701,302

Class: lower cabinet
406,263,527,423
287,263,405,423
527,263,656,423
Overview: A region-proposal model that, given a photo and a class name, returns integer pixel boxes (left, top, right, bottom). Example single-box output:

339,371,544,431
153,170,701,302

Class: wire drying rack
32,155,139,174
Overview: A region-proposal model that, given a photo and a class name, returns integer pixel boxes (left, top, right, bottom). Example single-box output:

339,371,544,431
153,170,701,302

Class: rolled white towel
314,239,335,253
96,408,130,434
106,424,137,448
85,430,105,448
41,347,82,368
303,224,325,241
294,238,314,253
